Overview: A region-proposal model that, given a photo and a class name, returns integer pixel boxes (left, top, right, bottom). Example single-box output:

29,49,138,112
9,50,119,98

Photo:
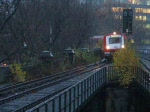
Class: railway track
0,63,107,112
0,66,85,101
140,53,150,71
140,58,150,72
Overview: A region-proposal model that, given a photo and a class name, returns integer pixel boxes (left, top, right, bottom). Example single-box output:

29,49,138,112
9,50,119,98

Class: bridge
0,46,150,112
26,65,150,112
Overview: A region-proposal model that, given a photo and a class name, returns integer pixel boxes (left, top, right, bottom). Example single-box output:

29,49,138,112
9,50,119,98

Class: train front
103,32,125,62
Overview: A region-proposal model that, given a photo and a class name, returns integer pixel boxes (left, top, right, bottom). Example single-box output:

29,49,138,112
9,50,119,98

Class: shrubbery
10,62,26,82
75,49,99,65
113,43,140,86
9,49,100,82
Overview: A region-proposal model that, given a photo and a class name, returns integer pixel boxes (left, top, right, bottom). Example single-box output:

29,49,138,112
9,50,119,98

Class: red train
103,32,127,62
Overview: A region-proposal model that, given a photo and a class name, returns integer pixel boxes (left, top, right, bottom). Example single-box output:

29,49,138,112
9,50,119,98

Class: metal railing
136,67,150,92
136,48,150,54
26,66,149,112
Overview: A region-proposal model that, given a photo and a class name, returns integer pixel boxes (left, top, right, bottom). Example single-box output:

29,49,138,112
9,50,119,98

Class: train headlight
106,46,110,49
3,63,7,66
113,32,116,35
121,45,125,48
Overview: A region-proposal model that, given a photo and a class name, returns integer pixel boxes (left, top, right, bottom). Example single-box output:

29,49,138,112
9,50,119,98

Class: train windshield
109,37,121,44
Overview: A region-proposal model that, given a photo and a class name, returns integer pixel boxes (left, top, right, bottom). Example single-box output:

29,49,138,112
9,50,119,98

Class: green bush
75,49,99,65
10,62,26,82
113,43,140,86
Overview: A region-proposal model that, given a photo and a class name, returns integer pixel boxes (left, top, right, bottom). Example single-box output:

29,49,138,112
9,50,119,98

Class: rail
26,66,149,112
136,48,150,71
136,48,150,54
26,66,107,112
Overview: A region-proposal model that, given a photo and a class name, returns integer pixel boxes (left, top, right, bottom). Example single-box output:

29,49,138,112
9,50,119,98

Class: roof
40,51,54,58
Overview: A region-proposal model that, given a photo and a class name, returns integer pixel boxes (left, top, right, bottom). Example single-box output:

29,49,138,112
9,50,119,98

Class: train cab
103,32,126,61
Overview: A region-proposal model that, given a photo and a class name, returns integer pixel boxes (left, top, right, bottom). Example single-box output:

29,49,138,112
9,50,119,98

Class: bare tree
0,0,21,33
2,0,143,64
0,0,22,63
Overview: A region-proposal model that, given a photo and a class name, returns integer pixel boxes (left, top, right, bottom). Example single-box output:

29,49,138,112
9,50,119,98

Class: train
103,32,127,62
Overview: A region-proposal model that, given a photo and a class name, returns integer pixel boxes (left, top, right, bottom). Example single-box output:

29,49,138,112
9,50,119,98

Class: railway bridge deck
25,65,149,112
0,50,149,112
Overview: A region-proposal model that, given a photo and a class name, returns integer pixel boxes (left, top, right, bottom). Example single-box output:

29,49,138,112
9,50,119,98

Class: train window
109,37,121,44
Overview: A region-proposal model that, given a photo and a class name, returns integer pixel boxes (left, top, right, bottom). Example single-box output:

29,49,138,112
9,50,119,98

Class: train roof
104,33,126,37
103,33,127,39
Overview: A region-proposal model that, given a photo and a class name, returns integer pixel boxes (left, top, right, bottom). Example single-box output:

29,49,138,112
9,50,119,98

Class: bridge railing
107,66,149,91
136,48,150,54
26,66,149,112
26,66,107,112
136,67,150,92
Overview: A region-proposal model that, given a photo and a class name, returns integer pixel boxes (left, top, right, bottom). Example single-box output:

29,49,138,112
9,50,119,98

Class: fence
26,66,150,112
